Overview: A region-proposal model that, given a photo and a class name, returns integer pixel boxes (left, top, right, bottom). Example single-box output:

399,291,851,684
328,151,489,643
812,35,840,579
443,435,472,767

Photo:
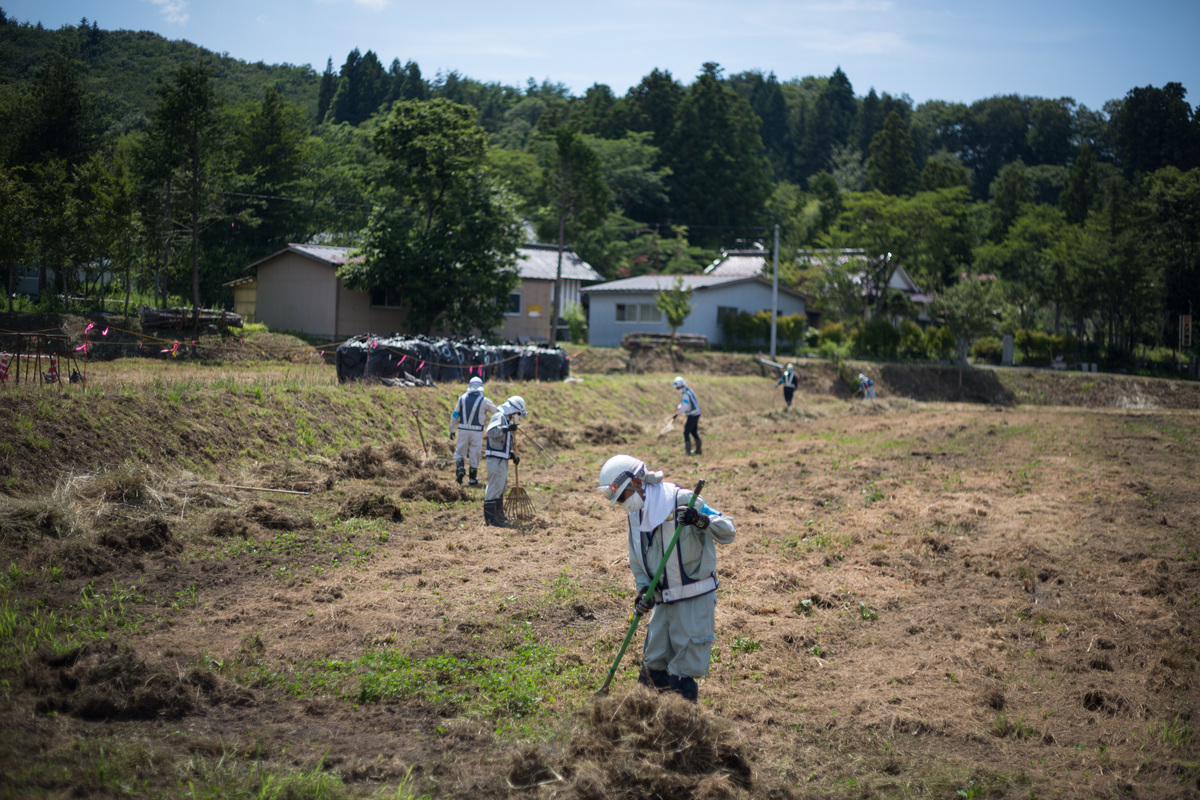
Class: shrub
818,321,847,346
1015,328,1055,361
562,302,587,344
854,318,900,358
776,313,808,352
971,336,1003,364
923,325,956,360
898,320,926,359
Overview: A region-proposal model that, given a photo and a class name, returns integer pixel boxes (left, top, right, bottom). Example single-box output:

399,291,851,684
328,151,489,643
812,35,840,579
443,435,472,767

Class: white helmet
598,454,646,506
501,395,527,417
672,376,686,389
786,363,793,371
468,376,483,393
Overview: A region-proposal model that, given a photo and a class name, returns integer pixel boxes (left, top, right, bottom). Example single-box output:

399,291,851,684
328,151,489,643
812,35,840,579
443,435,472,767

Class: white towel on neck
639,480,679,533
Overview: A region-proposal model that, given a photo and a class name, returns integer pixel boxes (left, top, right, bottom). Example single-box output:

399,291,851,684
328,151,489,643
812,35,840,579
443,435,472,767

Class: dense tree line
0,12,1197,365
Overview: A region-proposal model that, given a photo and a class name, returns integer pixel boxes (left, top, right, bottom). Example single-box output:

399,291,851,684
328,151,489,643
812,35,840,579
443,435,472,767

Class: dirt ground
1,362,1198,799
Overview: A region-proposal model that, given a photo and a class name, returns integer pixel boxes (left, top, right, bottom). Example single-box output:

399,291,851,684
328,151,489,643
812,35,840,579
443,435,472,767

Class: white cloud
149,0,189,25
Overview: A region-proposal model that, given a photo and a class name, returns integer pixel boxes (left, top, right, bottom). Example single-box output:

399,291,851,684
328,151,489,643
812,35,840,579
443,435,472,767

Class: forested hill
0,12,319,130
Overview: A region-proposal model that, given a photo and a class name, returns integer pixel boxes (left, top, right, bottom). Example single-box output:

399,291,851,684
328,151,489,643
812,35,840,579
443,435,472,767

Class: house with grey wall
581,274,810,347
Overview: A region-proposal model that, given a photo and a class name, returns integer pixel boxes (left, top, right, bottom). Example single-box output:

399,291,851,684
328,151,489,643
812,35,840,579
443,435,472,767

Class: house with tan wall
227,242,603,343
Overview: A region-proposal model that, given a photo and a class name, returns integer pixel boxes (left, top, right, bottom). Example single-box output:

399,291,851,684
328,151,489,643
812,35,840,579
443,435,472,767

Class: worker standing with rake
672,376,702,456
598,454,736,702
482,395,527,527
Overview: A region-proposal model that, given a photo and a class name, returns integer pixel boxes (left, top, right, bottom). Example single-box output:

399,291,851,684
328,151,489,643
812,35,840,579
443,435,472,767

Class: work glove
676,506,710,529
512,454,521,466
449,430,455,441
634,587,655,616
502,422,520,433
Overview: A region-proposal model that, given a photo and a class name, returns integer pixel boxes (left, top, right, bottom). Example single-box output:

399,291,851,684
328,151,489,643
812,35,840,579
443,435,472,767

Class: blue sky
7,0,1198,111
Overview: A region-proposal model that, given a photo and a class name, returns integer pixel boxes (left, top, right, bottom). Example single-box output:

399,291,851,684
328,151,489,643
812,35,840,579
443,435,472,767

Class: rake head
504,486,536,521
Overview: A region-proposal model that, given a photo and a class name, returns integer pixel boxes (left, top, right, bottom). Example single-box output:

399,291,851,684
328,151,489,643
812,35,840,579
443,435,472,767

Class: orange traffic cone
45,353,59,383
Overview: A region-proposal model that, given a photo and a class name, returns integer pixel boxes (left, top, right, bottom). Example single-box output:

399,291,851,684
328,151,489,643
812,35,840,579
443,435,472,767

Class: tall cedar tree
868,111,916,195
539,128,609,343
148,62,224,326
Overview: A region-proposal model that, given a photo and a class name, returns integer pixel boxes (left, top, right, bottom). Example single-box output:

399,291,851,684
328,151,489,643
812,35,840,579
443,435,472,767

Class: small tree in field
655,276,693,367
933,273,1000,392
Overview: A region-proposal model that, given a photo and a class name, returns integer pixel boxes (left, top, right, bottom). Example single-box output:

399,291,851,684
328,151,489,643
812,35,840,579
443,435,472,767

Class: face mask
620,492,644,514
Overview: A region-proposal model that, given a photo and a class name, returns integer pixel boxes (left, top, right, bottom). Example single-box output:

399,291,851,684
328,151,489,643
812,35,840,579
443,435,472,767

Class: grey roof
703,249,771,277
705,247,868,277
516,243,604,282
582,273,810,300
247,242,602,282
247,243,360,270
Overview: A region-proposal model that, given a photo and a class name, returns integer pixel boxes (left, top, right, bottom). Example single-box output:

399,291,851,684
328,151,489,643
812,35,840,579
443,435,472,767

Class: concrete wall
585,280,806,347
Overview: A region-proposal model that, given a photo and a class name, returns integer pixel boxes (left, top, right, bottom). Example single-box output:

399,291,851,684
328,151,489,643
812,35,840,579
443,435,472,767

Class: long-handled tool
656,415,676,437
504,437,536,521
596,478,705,695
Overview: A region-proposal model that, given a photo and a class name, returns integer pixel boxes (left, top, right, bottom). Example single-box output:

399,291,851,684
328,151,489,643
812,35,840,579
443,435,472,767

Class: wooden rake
504,435,536,522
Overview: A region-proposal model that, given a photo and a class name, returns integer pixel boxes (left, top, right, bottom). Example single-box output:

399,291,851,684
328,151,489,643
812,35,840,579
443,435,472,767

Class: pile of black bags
335,334,570,384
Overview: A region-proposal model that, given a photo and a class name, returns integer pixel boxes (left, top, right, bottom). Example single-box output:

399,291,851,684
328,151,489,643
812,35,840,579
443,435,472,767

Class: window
370,287,404,308
616,303,662,323
505,292,521,316
717,306,739,326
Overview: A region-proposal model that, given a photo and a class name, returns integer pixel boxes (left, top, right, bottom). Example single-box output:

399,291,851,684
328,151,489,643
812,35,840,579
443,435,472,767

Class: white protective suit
450,390,498,468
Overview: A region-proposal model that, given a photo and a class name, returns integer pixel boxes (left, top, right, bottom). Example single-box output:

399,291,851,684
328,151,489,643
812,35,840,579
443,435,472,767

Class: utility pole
770,224,779,358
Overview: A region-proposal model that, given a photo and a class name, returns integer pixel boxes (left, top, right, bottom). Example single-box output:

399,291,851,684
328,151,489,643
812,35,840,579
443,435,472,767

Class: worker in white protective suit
671,376,702,455
598,454,736,702
449,376,499,486
775,363,798,409
482,395,527,527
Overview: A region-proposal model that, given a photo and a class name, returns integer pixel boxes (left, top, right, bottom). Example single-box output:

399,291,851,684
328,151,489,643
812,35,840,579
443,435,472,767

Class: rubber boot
675,676,699,702
638,667,671,692
694,440,702,456
455,457,465,485
685,442,692,456
468,467,479,487
484,499,507,528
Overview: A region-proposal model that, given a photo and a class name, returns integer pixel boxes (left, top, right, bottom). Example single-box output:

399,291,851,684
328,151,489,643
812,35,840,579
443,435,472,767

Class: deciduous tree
341,99,524,335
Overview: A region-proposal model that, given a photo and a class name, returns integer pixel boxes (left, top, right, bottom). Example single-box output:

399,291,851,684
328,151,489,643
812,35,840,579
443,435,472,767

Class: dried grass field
1,356,1198,800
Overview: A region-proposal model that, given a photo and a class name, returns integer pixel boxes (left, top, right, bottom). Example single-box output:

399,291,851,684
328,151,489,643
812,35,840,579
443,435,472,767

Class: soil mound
398,475,468,504
205,509,261,538
339,492,404,522
30,647,255,721
246,501,313,531
525,422,573,451
337,444,389,479
578,422,631,446
385,441,419,467
510,686,753,797
246,460,334,493
97,516,175,553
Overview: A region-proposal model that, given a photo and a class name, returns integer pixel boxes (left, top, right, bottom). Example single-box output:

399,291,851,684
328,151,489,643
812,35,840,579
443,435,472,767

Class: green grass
251,629,590,726
0,580,149,670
